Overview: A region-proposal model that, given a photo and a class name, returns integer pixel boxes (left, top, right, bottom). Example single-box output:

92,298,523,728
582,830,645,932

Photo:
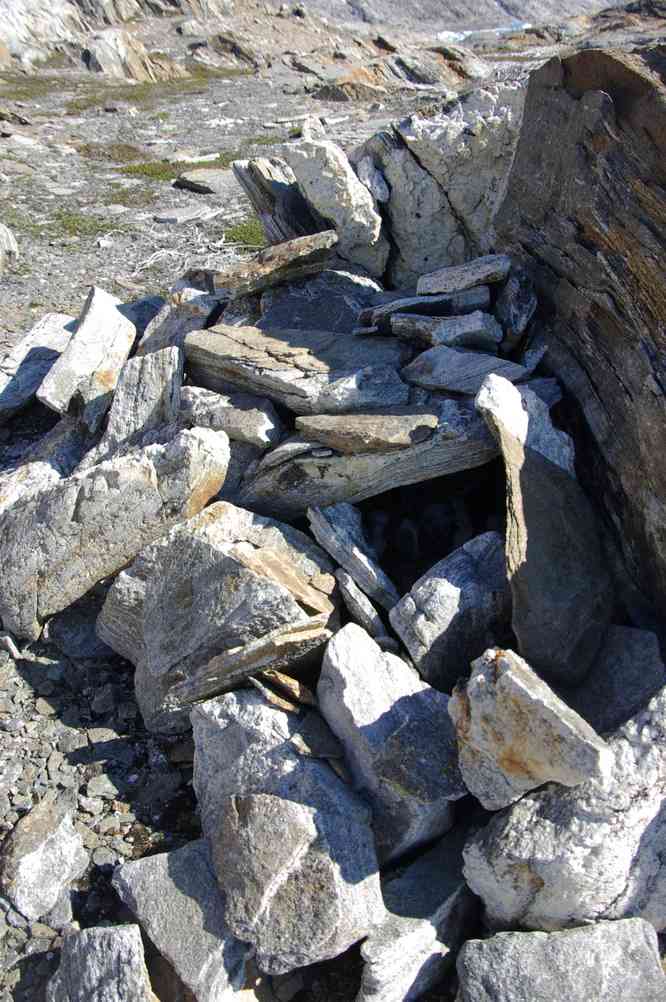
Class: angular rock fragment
175,167,232,195
113,840,248,1002
180,385,283,449
390,310,503,351
185,323,409,415
356,155,390,203
403,345,528,395
37,286,137,433
463,684,666,931
417,254,511,296
456,919,666,1002
46,925,157,1002
359,828,478,1002
192,691,385,973
98,501,337,732
295,409,438,454
360,288,491,331
390,532,510,691
0,312,74,423
0,416,91,516
449,648,612,811
335,568,384,638
83,27,187,82
0,798,88,920
319,625,464,861
0,428,230,641
285,139,390,277
231,156,327,244
308,503,399,610
135,287,220,356
476,374,613,683
259,268,381,334
495,267,537,352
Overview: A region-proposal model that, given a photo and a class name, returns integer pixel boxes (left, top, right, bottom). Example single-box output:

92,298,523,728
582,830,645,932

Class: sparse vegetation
64,67,252,115
224,216,266,247
75,142,146,163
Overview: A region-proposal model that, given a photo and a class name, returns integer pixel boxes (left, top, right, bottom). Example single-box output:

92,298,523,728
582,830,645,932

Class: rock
153,204,220,225
192,691,385,973
308,503,399,610
389,531,510,691
175,167,233,195
185,231,339,298
495,267,537,352
285,139,390,277
240,397,497,518
97,500,337,732
355,155,390,203
259,268,382,334
476,374,613,684
417,254,512,297
390,310,503,351
361,288,491,332
0,313,73,424
37,286,137,434
295,409,439,454
463,683,666,932
43,585,114,660
564,626,666,735
318,624,464,862
112,840,248,1002
449,648,612,811
335,569,384,638
456,919,666,1002
403,345,528,395
0,416,91,516
0,428,230,641
179,385,283,449
135,288,219,356
0,220,18,274
46,925,157,1002
359,827,478,1002
0,798,88,921
231,156,327,244
218,439,263,504
184,324,409,416
83,27,188,82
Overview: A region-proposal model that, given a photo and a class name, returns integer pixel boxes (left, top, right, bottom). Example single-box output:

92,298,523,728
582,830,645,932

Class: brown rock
294,409,439,453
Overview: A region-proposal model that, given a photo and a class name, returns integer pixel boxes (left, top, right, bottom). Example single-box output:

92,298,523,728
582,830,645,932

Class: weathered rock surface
179,385,283,449
463,684,666,932
495,267,537,352
231,156,327,245
389,310,503,351
359,827,478,1002
0,220,18,275
295,408,438,454
0,416,91,515
449,648,612,811
403,345,528,395
318,624,464,862
360,288,491,332
259,268,382,334
389,532,510,692
335,569,384,638
417,254,512,296
98,500,337,732
46,925,157,1002
0,427,230,640
0,312,74,423
0,798,88,920
308,503,399,610
83,27,187,82
135,287,218,356
456,919,666,1002
476,374,613,683
37,285,137,434
112,839,248,1002
285,139,390,277
192,691,385,974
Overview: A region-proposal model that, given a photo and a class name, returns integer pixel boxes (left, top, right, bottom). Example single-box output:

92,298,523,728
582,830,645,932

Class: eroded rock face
46,925,158,1002
0,313,73,424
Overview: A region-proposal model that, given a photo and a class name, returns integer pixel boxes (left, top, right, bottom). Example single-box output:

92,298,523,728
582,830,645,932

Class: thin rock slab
191,690,385,974
0,312,74,424
308,503,400,610
389,532,511,692
318,624,465,862
36,286,137,434
390,310,503,351
449,648,612,811
360,288,491,331
231,156,327,245
495,267,537,353
335,568,385,638
402,345,528,395
455,919,666,1002
174,167,232,195
0,797,88,920
135,288,220,356
180,384,283,449
359,827,479,1002
295,409,438,454
112,840,249,1002
46,925,158,1002
0,427,230,641
97,500,337,733
417,254,511,296
184,323,410,416
476,374,613,684
463,684,666,932
0,416,92,516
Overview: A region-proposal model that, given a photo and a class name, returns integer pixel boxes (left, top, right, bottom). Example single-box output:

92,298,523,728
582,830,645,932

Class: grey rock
389,532,510,692
355,155,390,203
180,384,283,449
0,220,18,274
495,268,537,352
0,415,91,516
361,288,491,332
456,919,666,1002
359,827,478,1002
98,500,337,732
318,624,464,862
135,288,219,356
463,685,666,932
449,648,612,811
0,427,230,640
402,345,529,395
37,286,137,434
0,312,74,423
192,691,385,973
112,840,248,1002
308,503,399,610
389,310,503,351
231,156,327,245
295,408,438,454
335,568,384,638
46,925,157,1002
175,167,234,195
217,438,263,504
417,254,512,296
0,798,88,921
259,268,382,334
476,374,613,683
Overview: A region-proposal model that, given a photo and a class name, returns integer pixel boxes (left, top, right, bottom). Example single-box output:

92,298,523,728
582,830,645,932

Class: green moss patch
224,217,266,247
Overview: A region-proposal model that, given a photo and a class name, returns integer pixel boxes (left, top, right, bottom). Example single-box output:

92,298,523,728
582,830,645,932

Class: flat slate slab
0,312,74,423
